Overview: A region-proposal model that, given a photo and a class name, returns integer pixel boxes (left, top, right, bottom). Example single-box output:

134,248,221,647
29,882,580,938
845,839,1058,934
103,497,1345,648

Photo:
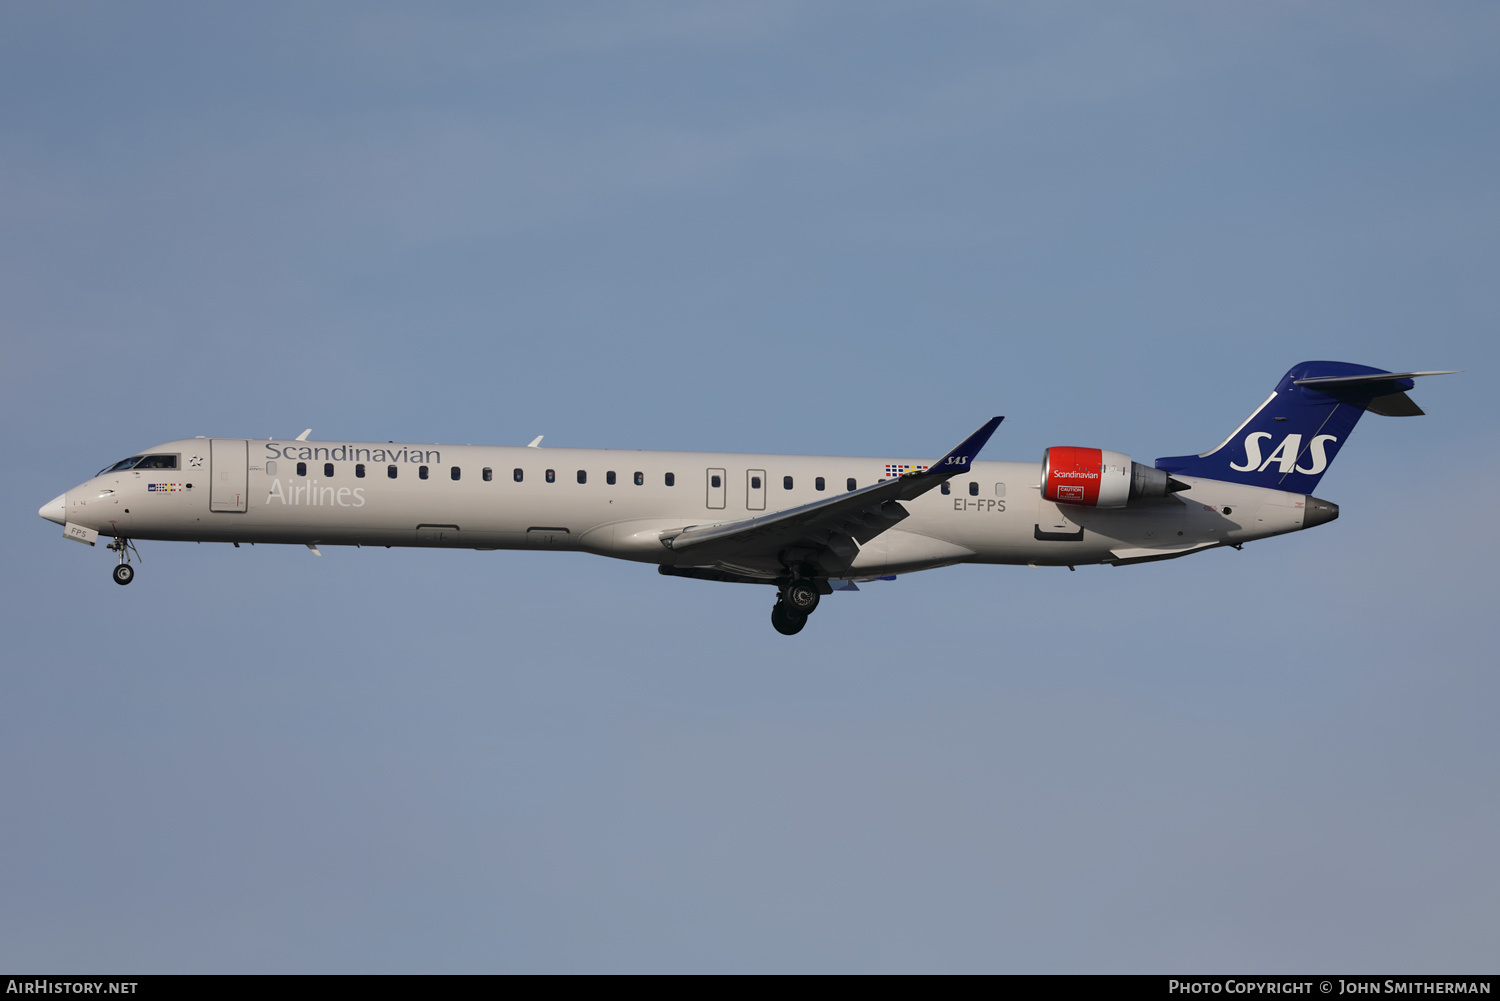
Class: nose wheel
106,537,141,586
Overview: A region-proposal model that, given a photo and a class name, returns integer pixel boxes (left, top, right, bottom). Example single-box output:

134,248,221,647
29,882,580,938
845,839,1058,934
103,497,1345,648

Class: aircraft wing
660,417,1002,575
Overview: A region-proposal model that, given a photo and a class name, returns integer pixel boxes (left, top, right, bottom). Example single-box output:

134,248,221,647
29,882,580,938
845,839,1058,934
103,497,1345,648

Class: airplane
39,361,1452,635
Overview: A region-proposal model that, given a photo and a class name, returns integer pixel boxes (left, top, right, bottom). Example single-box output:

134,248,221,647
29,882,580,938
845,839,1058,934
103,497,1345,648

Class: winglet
913,416,1004,479
890,417,1004,501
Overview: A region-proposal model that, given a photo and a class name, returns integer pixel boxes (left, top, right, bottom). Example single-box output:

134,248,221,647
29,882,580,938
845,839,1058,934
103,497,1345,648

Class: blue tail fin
1155,361,1449,493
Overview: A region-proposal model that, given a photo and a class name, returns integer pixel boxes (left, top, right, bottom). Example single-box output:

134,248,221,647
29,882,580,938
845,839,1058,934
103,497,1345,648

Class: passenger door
209,439,248,513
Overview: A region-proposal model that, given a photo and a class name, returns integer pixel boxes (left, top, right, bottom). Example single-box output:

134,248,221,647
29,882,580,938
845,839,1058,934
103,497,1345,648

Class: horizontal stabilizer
1157,361,1453,493
1292,369,1455,417
1292,370,1457,386
1363,391,1424,417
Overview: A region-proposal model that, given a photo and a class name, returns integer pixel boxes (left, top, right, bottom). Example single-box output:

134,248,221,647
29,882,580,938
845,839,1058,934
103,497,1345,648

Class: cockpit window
97,453,179,475
99,456,145,474
135,454,178,469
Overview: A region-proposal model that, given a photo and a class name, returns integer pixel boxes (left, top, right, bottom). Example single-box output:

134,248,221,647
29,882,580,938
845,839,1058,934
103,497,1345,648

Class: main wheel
770,602,806,636
784,581,820,615
112,564,134,586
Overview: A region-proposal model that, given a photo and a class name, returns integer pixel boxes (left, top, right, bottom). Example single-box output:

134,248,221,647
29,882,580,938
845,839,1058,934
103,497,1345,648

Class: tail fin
1155,361,1454,493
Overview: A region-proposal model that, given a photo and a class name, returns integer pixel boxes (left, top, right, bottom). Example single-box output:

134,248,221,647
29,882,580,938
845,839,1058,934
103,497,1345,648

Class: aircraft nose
39,493,67,526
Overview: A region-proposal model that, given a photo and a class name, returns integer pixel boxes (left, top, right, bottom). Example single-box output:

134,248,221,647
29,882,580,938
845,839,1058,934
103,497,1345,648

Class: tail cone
1305,497,1339,529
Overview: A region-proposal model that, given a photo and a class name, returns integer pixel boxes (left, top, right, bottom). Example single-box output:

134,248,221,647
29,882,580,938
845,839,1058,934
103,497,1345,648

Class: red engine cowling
1042,447,1131,507
1042,447,1179,508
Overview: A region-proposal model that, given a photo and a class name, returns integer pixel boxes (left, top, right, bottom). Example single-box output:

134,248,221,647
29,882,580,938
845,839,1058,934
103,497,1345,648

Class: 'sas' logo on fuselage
1230,432,1337,475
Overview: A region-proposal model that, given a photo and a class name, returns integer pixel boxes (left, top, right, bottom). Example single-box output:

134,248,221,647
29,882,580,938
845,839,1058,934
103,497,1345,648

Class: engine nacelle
1041,446,1179,508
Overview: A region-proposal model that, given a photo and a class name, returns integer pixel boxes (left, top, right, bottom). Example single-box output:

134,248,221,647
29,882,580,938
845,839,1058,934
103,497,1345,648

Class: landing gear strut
107,537,140,586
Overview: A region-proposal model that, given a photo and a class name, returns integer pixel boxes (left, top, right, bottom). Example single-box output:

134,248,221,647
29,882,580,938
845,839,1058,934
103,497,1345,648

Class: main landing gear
770,580,822,636
107,537,140,586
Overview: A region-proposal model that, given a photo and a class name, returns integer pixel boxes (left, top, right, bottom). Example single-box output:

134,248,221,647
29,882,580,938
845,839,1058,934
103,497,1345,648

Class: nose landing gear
107,537,140,586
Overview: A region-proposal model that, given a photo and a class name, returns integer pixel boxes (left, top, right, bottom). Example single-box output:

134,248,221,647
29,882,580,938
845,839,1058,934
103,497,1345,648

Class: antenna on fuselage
295,429,312,441
527,436,544,448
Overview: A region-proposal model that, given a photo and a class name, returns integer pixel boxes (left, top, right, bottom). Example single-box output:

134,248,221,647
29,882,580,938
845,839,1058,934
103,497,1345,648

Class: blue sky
3,2,1496,972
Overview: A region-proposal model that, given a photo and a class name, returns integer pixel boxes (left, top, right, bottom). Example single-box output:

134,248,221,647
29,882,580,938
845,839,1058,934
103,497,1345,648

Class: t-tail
1155,361,1456,493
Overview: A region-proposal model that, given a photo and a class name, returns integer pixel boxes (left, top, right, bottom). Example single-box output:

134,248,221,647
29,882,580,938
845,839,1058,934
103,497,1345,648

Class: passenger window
995,483,1006,497
634,471,644,486
847,478,856,491
388,465,398,479
969,481,978,496
546,469,555,483
711,474,721,488
451,466,461,481
483,467,492,482
941,482,951,495
324,462,334,478
665,472,675,487
419,465,429,480
297,462,307,477
514,468,523,482
783,476,793,490
355,464,365,478
266,461,277,476
607,471,616,485
577,470,587,484
751,476,761,489
815,476,825,491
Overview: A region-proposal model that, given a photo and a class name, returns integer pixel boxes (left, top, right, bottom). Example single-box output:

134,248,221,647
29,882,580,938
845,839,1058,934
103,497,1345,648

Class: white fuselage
52,437,1321,577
